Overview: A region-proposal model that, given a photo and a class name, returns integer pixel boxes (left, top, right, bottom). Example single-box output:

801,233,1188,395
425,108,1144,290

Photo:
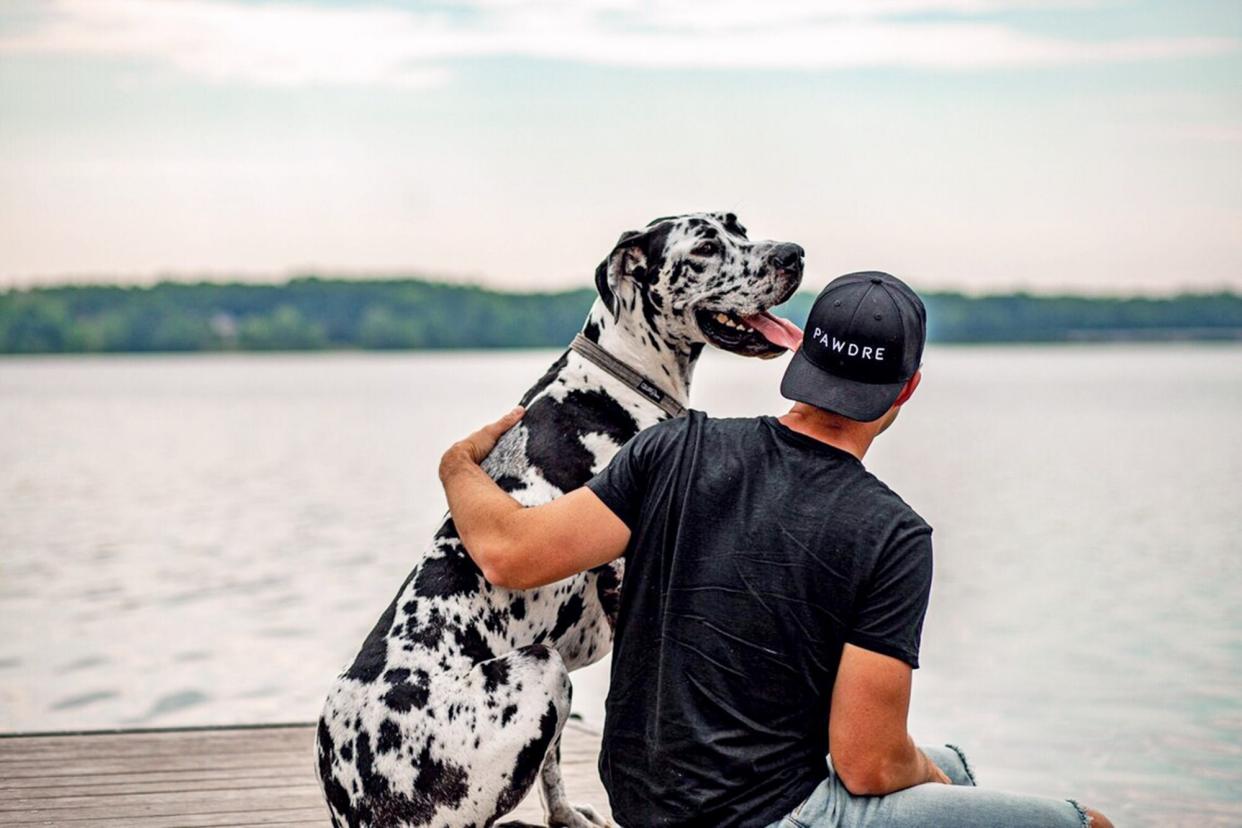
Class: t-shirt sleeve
846,524,933,669
585,417,685,530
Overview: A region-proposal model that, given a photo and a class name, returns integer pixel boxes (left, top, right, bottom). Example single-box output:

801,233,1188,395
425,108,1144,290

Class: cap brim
780,347,907,422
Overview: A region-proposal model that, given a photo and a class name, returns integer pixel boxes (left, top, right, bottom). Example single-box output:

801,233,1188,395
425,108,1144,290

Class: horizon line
2,271,1238,301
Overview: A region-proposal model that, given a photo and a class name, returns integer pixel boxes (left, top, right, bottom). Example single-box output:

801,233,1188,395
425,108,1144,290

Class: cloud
0,0,1236,87
1161,124,1242,144
0,0,454,87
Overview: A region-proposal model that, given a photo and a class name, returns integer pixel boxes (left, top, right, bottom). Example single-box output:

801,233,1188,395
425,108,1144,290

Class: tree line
0,277,1238,354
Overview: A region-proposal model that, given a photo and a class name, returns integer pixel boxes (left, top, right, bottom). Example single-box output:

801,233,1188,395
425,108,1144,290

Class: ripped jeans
765,745,1092,828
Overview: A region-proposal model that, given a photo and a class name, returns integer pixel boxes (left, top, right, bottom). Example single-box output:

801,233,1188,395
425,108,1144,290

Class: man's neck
777,403,877,460
581,298,699,404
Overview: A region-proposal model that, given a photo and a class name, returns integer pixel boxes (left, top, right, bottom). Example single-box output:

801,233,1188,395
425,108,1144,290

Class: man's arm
828,644,950,795
438,407,631,590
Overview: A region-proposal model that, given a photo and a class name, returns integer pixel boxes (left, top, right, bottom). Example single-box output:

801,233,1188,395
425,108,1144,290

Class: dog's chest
481,356,657,651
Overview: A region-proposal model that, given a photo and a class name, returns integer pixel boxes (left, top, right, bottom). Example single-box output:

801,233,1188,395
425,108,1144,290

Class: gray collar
570,333,687,419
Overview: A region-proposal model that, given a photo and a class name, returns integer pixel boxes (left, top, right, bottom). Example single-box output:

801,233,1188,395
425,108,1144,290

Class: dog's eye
692,241,719,257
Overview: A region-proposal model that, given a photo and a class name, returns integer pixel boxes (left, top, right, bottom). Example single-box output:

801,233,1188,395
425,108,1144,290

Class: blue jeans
766,745,1092,828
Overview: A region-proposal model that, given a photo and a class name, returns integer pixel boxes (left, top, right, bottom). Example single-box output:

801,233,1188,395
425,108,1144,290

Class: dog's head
595,212,804,358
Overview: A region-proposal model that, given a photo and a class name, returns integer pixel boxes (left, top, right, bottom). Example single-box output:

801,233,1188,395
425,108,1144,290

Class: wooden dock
0,721,611,827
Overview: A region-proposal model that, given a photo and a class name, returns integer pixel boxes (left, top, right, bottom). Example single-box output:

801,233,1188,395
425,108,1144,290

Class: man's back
588,411,933,828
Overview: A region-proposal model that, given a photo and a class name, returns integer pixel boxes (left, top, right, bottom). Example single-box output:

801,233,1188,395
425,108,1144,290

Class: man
439,272,1112,828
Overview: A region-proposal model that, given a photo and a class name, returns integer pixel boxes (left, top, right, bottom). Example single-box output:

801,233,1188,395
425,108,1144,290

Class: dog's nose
771,243,805,271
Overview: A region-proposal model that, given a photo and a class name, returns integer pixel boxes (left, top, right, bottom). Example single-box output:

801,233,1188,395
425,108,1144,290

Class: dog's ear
710,211,748,239
595,225,668,317
593,258,616,316
724,213,748,238
594,230,641,316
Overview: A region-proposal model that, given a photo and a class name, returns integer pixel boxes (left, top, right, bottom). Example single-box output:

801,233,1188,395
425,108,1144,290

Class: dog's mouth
694,308,804,359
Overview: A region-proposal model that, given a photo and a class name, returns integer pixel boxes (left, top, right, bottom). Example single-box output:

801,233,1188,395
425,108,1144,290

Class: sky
0,0,1239,294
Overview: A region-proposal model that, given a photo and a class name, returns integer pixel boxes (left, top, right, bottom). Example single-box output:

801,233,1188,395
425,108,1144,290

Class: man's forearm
435,406,630,591
834,729,947,796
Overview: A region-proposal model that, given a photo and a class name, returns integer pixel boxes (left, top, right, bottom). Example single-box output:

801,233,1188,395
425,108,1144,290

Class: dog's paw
548,803,616,828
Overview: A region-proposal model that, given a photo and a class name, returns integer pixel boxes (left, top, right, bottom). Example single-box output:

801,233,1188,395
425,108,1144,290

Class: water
1,346,1239,826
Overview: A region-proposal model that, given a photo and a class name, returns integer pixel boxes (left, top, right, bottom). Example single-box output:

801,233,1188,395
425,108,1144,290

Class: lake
1,346,1239,826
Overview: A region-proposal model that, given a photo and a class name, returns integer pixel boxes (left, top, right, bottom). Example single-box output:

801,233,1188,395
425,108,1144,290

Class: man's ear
594,226,664,317
893,370,922,407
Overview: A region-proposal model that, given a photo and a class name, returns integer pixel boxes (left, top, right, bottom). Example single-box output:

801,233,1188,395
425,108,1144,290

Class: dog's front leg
539,737,616,828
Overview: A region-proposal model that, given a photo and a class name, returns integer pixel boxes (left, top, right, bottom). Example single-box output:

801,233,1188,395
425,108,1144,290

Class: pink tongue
743,311,803,351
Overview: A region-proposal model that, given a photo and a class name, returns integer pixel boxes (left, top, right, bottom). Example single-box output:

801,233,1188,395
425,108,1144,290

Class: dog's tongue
743,311,803,351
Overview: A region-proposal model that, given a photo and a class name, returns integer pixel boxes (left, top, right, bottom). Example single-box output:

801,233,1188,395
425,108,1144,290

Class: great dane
317,212,805,827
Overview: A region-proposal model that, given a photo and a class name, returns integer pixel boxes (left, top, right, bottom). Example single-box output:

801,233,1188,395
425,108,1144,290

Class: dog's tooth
716,313,729,324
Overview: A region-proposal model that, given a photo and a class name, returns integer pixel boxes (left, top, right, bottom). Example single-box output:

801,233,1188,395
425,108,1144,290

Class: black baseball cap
780,271,927,422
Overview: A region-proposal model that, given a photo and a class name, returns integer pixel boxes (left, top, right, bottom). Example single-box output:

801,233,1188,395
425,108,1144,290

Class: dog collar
570,334,687,419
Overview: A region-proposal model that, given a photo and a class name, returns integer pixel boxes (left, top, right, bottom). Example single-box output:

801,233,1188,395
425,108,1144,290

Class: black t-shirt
586,412,933,828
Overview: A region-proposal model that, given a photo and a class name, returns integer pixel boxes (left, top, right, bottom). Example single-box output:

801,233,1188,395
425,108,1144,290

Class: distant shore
1,277,1239,354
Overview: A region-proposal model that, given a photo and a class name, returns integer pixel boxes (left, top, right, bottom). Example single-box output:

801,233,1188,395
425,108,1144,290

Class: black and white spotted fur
317,213,804,828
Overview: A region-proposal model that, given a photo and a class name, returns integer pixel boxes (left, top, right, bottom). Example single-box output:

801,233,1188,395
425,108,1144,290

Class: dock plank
0,723,611,827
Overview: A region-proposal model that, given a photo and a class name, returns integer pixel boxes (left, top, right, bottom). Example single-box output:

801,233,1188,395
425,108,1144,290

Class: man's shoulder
624,411,697,456
637,412,696,441
855,467,933,535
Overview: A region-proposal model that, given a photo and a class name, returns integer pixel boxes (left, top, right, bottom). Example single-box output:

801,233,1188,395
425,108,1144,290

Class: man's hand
440,406,524,481
922,752,951,785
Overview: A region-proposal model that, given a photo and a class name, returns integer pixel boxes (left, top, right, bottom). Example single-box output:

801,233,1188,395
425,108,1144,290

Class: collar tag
636,380,665,403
